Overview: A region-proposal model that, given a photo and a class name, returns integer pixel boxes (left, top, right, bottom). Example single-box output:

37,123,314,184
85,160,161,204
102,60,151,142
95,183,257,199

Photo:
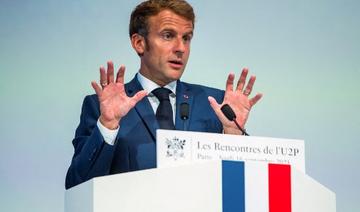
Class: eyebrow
184,30,193,36
160,28,193,36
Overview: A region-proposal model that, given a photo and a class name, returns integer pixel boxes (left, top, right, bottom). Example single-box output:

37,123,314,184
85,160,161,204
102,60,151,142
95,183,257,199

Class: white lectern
65,160,335,212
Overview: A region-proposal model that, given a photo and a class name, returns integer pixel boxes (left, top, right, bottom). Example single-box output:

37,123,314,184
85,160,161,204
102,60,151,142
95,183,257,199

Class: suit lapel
126,76,159,141
175,81,194,130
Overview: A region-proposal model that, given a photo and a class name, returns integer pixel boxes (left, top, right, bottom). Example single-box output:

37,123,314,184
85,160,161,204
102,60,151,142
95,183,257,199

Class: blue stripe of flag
222,161,245,212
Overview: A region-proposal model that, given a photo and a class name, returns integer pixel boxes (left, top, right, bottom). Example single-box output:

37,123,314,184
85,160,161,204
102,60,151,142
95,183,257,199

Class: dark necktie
152,87,175,130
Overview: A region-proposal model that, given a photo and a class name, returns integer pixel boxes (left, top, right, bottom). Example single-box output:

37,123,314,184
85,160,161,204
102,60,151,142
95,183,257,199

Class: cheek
184,46,190,57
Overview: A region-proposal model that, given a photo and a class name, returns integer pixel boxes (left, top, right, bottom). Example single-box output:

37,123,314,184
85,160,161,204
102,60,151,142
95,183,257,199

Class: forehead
148,10,193,33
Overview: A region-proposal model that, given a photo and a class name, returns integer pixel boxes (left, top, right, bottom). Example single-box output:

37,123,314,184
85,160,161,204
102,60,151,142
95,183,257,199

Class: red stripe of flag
268,164,292,212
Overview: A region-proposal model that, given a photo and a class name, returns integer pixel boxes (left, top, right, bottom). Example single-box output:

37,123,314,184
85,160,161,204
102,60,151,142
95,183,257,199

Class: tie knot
152,87,172,101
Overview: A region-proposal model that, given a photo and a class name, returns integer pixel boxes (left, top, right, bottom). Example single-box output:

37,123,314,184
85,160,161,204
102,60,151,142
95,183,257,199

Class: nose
174,37,186,57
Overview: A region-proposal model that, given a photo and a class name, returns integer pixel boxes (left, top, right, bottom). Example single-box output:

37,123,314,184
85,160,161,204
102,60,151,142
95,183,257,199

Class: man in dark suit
65,0,262,189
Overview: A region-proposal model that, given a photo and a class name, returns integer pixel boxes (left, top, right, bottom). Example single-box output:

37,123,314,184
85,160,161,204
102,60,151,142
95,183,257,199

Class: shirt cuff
97,119,119,145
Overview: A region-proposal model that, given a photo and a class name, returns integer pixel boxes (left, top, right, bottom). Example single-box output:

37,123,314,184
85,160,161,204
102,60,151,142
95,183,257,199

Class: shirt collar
137,72,177,96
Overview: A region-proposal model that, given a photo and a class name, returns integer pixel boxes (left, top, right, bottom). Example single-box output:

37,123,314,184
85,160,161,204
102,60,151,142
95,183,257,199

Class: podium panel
65,161,335,212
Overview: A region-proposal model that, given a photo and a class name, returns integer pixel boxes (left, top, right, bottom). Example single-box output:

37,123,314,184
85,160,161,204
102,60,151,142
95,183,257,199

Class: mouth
168,60,184,69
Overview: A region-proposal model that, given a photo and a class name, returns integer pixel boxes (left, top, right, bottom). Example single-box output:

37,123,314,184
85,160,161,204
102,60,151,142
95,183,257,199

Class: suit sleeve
65,95,117,189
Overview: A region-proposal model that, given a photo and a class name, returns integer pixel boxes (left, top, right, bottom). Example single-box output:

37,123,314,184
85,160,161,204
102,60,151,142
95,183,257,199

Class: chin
168,70,184,81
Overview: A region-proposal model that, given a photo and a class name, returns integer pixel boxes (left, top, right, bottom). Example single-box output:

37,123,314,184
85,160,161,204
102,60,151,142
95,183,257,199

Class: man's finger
225,73,235,91
130,90,148,107
249,93,263,106
91,81,102,96
236,68,248,91
116,65,126,83
208,96,229,124
107,61,114,84
100,66,107,87
243,75,256,96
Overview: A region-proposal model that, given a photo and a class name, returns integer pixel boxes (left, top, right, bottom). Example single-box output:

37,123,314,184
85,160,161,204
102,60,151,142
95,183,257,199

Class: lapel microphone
220,104,249,136
180,102,189,130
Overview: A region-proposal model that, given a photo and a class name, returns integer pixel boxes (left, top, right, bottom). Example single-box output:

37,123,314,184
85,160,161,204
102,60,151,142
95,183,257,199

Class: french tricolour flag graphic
65,159,335,212
222,161,292,212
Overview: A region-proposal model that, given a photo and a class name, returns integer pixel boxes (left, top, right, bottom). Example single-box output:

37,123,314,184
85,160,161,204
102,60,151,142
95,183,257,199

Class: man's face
139,10,193,86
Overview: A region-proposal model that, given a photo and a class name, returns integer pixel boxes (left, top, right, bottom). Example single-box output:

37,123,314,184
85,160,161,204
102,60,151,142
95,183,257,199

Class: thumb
131,90,148,105
208,96,228,124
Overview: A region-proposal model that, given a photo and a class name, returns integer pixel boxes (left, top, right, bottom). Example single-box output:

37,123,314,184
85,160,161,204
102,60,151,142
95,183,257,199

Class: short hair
129,0,195,38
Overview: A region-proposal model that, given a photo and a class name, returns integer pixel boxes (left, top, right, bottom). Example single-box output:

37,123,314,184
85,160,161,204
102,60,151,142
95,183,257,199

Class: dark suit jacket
65,76,224,189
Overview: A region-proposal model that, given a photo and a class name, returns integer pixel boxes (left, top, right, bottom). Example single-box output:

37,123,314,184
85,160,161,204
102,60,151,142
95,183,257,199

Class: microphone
220,104,249,136
180,102,189,130
180,103,189,120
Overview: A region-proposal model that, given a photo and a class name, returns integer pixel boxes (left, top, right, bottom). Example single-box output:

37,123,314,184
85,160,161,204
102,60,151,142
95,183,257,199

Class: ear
131,33,146,56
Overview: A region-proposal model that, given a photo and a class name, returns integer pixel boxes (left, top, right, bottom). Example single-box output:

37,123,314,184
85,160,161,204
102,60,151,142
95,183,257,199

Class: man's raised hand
208,68,262,135
91,61,147,130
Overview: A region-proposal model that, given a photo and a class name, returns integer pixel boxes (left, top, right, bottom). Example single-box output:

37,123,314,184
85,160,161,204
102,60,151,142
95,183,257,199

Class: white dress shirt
97,72,177,145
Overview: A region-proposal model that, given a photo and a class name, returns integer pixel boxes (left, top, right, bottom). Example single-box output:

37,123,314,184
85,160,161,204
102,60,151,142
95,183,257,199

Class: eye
183,34,193,43
161,32,174,41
